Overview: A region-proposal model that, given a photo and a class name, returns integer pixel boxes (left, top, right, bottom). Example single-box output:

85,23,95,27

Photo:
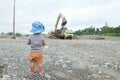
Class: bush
16,33,22,37
101,33,120,36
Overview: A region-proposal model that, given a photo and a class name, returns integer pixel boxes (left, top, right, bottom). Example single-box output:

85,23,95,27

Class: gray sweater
28,33,45,52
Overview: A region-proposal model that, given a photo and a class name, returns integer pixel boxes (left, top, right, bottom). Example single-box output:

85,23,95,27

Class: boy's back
28,33,45,52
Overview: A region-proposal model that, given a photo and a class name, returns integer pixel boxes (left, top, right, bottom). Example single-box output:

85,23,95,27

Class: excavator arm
54,13,67,33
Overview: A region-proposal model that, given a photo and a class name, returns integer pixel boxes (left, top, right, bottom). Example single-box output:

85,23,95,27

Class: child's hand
44,45,48,49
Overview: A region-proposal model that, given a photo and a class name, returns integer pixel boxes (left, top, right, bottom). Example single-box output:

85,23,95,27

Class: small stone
92,74,100,78
67,70,73,74
1,75,11,80
104,76,110,78
23,78,26,80
44,73,52,79
62,64,67,68
98,71,102,74
54,61,59,66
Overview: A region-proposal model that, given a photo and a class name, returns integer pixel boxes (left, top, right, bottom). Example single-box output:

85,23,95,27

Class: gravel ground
0,36,120,80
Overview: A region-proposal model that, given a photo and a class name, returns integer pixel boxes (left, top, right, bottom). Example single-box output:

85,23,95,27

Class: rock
54,61,59,66
78,63,88,70
103,75,110,79
62,64,67,68
22,78,26,80
91,74,101,79
67,70,73,74
1,75,11,80
98,71,102,74
44,73,52,79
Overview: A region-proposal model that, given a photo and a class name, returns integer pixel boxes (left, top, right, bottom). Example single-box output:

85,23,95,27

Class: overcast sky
0,0,120,34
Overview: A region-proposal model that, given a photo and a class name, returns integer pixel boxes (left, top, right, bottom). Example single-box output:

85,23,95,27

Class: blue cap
30,21,45,33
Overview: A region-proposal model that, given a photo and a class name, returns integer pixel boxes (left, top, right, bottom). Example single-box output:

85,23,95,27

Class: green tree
74,30,82,35
82,26,96,35
16,33,22,37
96,28,100,34
7,32,13,36
113,25,120,33
74,23,120,36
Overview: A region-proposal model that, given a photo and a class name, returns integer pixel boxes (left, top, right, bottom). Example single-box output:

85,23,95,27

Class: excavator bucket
61,18,67,26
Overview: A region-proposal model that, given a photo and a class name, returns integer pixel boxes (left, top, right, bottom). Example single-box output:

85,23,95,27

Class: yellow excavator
49,13,74,39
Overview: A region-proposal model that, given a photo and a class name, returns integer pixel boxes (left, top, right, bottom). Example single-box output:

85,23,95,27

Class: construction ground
0,35,120,80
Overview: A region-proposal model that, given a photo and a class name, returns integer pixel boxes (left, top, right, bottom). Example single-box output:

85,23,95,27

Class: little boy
27,21,46,75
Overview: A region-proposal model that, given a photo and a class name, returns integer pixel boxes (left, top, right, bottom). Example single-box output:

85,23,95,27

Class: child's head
30,21,45,34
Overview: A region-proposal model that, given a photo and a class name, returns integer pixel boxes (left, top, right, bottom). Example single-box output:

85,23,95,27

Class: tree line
1,32,23,37
74,23,120,36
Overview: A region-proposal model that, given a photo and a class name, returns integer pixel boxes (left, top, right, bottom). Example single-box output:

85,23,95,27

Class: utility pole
12,0,16,39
